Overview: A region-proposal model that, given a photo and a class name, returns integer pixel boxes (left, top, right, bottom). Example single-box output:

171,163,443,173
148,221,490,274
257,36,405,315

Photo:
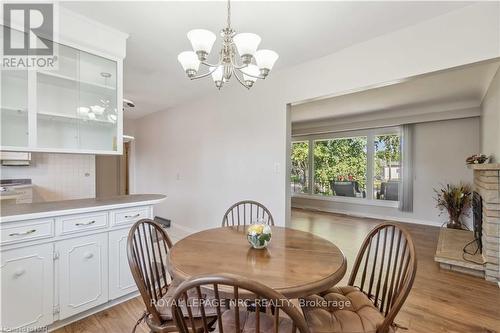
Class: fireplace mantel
467,163,500,170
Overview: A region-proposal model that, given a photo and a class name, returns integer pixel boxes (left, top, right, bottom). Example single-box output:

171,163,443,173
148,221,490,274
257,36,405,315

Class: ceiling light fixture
177,0,279,90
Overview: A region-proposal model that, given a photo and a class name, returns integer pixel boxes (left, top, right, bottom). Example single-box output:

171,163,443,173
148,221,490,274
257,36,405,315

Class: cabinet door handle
9,229,36,236
75,220,96,226
83,252,94,259
13,268,26,278
125,213,140,219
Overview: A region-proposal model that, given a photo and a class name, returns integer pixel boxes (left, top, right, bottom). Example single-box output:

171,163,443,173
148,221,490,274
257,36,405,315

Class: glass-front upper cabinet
37,44,79,150
1,36,121,154
1,29,29,148
36,42,119,153
78,51,118,152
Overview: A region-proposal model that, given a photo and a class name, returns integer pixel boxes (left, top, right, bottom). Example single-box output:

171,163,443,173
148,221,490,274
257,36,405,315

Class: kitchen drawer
112,206,150,227
57,212,108,235
1,219,54,245
14,188,33,197
16,198,32,204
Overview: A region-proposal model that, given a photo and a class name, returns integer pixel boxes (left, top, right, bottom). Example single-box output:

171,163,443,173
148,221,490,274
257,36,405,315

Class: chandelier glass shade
177,0,279,90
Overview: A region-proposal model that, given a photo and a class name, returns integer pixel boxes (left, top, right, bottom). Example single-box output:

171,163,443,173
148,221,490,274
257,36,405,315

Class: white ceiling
61,1,474,119
291,60,500,123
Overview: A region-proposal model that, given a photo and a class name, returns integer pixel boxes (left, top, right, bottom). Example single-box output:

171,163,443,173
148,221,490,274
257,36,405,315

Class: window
374,134,401,201
314,137,367,198
291,127,401,204
290,141,309,194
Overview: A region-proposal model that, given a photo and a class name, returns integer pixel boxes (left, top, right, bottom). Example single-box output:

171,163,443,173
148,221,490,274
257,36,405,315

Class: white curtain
399,124,414,212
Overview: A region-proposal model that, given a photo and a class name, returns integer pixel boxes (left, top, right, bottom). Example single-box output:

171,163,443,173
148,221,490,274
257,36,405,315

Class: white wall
123,119,137,194
481,68,500,162
132,93,286,233
293,117,479,227
132,3,499,233
0,153,95,202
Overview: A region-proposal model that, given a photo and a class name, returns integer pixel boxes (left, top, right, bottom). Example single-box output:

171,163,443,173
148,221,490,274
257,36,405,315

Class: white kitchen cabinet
77,50,119,152
56,233,109,320
1,70,29,148
0,195,164,329
109,228,137,299
0,243,54,330
1,31,123,154
36,44,79,151
1,29,29,148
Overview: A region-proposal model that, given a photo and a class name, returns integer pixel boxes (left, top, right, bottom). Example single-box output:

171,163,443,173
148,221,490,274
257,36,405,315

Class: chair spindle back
222,200,274,226
348,223,417,333
127,219,173,325
171,273,310,333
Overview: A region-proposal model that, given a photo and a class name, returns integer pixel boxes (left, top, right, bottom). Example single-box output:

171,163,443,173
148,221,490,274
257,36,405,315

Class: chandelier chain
227,0,231,29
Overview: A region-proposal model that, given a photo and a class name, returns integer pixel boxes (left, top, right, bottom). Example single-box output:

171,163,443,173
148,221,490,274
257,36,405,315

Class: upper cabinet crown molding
58,6,129,60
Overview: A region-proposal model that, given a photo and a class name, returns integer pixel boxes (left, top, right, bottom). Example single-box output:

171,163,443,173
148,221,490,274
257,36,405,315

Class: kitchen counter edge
0,194,166,223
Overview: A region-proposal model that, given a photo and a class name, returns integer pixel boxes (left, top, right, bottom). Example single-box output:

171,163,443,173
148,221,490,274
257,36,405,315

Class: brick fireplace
470,163,500,283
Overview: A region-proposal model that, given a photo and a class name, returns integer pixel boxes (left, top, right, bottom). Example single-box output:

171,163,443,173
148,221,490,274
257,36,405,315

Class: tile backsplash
1,153,95,202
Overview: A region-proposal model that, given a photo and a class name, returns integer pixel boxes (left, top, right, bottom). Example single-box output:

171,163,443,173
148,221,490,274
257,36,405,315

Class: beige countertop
0,194,166,223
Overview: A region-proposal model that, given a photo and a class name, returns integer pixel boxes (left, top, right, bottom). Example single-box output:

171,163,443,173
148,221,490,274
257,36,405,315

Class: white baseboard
292,204,443,227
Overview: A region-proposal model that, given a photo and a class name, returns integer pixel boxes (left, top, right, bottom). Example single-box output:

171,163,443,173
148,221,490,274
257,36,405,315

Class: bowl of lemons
246,222,272,249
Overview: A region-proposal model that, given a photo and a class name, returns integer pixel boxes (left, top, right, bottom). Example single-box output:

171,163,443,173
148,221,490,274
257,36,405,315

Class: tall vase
447,219,462,229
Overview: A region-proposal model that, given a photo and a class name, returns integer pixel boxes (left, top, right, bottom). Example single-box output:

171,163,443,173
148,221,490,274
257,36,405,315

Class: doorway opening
95,141,131,197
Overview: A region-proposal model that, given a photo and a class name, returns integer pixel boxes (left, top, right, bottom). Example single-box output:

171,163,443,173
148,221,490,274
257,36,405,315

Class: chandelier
177,0,279,90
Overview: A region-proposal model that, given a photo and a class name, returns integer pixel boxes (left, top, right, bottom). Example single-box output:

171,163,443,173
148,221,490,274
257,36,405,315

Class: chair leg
208,317,218,332
132,310,148,333
392,322,409,330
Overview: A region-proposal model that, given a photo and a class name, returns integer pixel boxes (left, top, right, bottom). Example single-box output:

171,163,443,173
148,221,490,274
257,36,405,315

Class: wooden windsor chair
127,219,217,332
171,273,310,333
300,223,417,333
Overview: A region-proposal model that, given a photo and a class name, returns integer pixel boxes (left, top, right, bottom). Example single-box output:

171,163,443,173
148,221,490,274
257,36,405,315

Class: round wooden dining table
167,226,347,298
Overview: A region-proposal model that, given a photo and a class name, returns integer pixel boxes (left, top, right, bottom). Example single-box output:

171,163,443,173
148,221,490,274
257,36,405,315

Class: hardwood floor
55,209,500,333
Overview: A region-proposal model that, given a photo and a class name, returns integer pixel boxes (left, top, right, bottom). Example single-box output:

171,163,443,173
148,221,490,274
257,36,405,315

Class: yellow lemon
247,225,259,233
248,224,265,234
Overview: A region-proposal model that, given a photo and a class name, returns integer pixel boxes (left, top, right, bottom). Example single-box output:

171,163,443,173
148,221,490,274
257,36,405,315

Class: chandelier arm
190,66,220,80
233,69,250,89
234,67,265,80
229,55,249,70
200,60,221,67
231,62,248,70
200,51,224,69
